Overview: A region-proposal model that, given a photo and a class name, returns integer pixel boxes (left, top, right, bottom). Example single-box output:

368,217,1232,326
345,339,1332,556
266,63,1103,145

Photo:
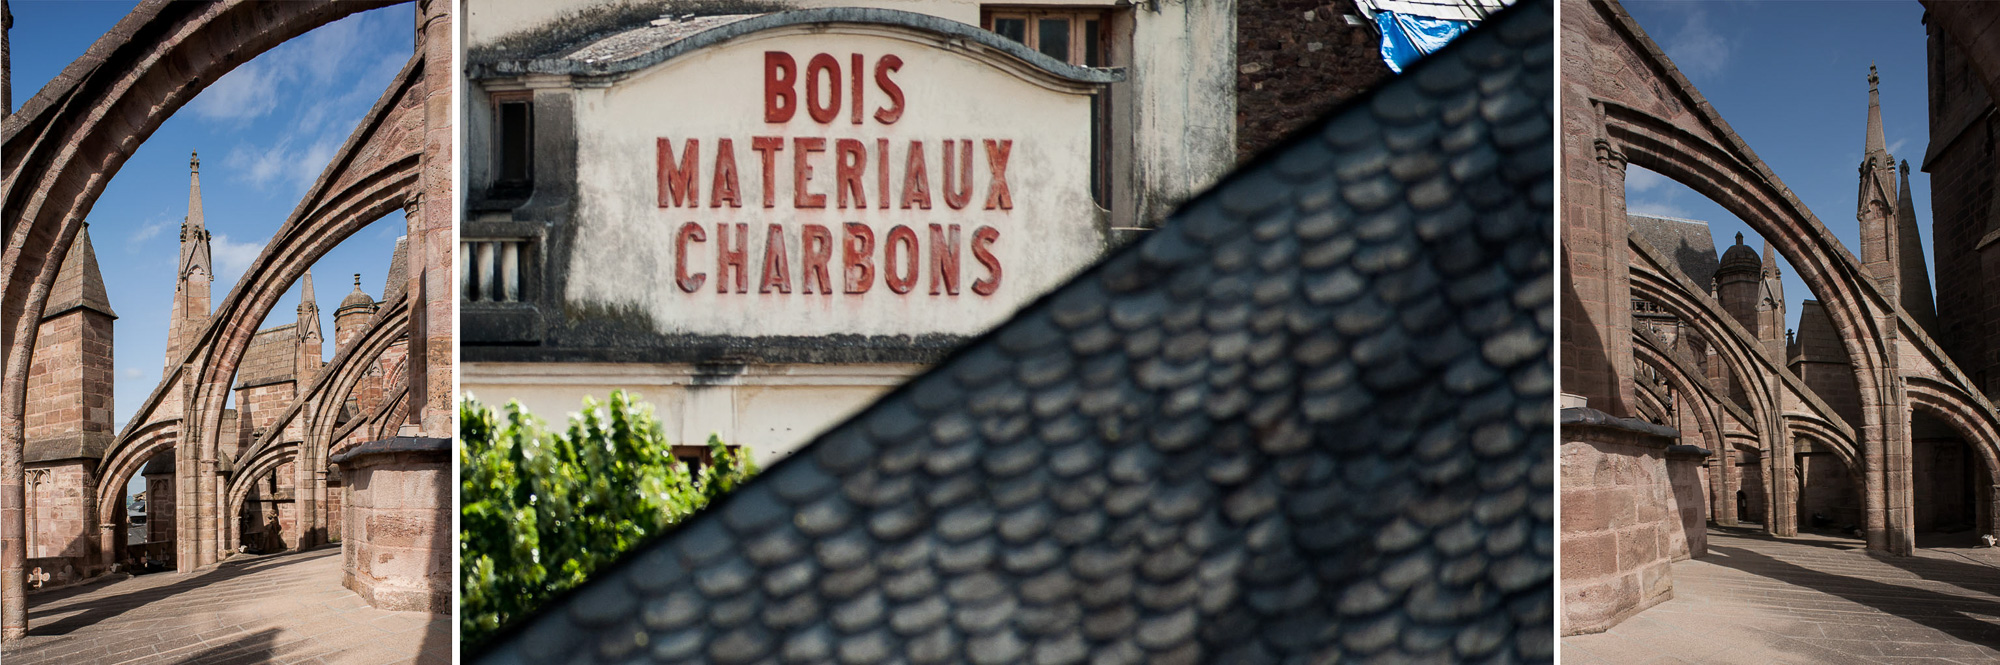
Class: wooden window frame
980,9,1108,68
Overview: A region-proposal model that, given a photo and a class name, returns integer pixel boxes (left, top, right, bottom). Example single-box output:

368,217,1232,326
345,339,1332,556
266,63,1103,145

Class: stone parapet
1561,406,1700,636
331,436,449,613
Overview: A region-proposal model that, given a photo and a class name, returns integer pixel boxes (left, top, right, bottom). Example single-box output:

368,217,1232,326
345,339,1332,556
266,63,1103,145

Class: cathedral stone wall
337,443,450,613
1924,15,2000,399
145,472,174,547
236,383,299,444
1561,413,1685,635
25,311,115,444
1799,450,1862,531
25,464,94,563
1790,300,1863,428
236,324,299,390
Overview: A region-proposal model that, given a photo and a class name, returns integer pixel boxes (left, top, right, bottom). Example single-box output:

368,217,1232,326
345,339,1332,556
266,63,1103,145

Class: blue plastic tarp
1376,11,1474,74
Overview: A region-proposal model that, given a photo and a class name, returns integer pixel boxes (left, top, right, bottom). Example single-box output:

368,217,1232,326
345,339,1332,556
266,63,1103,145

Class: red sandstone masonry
1562,411,1708,636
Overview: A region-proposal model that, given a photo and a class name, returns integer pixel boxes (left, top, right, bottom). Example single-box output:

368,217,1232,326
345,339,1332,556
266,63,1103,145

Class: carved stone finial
1735,232,1744,245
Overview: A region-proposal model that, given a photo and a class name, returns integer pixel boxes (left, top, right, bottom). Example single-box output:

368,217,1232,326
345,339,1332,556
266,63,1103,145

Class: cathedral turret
1857,66,1906,301
167,151,212,373
1716,233,1763,334
334,274,376,351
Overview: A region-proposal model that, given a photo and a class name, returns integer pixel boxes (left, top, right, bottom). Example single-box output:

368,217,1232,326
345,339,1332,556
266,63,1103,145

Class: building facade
459,0,1397,464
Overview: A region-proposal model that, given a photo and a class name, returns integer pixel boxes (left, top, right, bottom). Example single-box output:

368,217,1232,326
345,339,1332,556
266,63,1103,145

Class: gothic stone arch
2,0,452,640
1561,0,2000,554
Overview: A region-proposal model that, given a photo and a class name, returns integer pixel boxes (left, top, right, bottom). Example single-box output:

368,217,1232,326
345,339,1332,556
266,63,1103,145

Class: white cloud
1664,11,1729,79
189,61,279,120
120,367,145,380
1628,199,1693,220
1626,168,1671,193
225,133,346,192
201,10,412,194
209,233,265,290
125,215,176,252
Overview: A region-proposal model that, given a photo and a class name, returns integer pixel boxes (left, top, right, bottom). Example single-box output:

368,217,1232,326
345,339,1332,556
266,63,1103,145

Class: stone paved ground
1564,526,2000,664
0,547,450,665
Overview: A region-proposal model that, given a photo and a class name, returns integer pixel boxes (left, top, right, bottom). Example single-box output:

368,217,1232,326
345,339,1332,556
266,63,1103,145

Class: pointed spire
1865,64,1886,161
1897,160,1938,335
1735,232,1744,246
297,269,321,341
181,151,211,279
48,223,116,318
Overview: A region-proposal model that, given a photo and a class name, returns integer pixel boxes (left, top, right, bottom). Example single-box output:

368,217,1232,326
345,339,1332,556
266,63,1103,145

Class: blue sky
1618,1,1931,332
11,2,416,442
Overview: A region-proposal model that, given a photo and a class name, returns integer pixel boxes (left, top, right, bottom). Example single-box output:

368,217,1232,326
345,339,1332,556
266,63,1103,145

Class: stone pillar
311,466,328,547
1764,419,1797,537
1884,382,1917,555
2,327,22,643
1665,444,1714,560
414,0,454,438
332,436,449,613
1559,102,1636,416
295,405,316,549
1560,407,1681,635
1714,443,1738,526
1988,484,1999,542
176,367,199,572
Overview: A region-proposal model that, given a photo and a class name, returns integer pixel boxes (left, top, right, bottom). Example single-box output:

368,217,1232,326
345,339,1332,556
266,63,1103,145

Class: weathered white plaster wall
463,362,922,467
467,0,1235,227
564,30,1105,338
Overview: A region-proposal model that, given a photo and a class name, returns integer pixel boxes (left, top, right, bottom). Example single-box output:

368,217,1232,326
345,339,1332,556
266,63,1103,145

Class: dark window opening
497,99,533,187
1038,19,1071,61
994,18,1026,44
1084,19,1101,67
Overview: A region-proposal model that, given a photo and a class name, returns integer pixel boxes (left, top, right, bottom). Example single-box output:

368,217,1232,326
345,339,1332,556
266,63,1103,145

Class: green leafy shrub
458,390,757,646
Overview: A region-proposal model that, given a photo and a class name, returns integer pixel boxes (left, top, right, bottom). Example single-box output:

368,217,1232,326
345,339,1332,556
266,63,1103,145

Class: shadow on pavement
24,548,341,637
168,627,280,665
1705,543,2000,648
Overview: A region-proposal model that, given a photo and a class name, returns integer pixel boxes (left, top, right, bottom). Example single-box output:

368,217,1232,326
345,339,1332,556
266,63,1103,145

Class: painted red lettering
751,136,783,208
806,54,841,124
765,52,797,123
657,138,699,208
835,139,867,209
802,224,834,294
929,224,960,296
885,225,919,294
876,138,890,209
794,137,827,208
850,53,865,125
759,224,792,294
675,222,707,293
873,54,904,124
983,139,1013,210
712,138,741,208
843,222,876,294
942,139,973,210
901,140,931,209
716,222,749,293
971,226,1001,296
